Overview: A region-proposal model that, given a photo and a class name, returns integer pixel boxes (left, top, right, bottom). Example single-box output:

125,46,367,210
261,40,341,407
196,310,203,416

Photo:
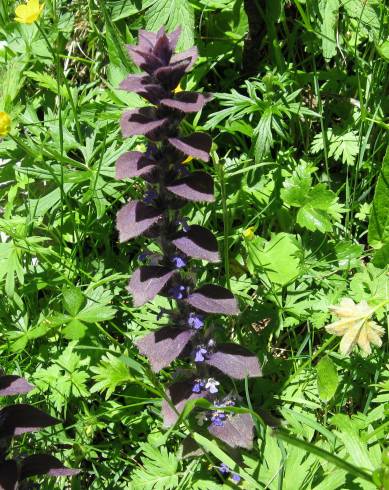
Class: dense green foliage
0,0,388,488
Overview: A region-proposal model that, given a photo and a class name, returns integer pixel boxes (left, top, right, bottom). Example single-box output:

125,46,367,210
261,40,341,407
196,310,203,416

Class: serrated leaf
62,319,87,340
91,351,133,399
247,232,301,286
343,0,380,40
62,285,84,317
316,356,339,402
281,162,314,206
130,443,180,490
296,185,343,233
143,0,194,51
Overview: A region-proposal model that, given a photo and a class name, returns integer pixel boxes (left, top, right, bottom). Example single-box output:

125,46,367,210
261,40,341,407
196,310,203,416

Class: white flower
205,378,220,394
325,298,384,355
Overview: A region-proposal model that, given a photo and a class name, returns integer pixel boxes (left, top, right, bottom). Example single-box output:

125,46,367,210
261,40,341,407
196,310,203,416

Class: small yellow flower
325,298,384,355
15,0,44,24
173,84,183,94
0,112,11,137
182,155,193,164
243,227,255,240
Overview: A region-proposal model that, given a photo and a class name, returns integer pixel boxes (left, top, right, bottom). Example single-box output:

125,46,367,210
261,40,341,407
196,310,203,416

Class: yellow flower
0,112,11,137
325,298,384,355
173,84,183,94
15,0,44,24
182,155,193,164
243,227,255,240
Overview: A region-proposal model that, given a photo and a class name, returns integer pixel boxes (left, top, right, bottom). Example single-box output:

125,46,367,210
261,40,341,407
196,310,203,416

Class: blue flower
210,410,226,426
231,472,241,483
176,217,191,232
194,346,207,362
171,255,187,268
143,188,158,204
168,284,186,300
188,312,204,330
138,251,151,262
192,378,205,393
218,463,241,483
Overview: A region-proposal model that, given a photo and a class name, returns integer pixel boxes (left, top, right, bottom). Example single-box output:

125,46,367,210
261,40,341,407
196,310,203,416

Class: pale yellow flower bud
325,298,384,355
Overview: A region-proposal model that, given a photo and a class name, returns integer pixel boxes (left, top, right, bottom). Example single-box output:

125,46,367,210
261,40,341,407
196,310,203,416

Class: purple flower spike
194,346,207,362
171,255,187,268
116,27,260,452
188,312,204,330
219,463,229,475
168,284,186,300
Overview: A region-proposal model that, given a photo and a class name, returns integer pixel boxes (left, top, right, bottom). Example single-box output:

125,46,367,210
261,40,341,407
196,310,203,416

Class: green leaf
91,351,133,399
246,233,301,286
130,443,180,490
331,414,375,470
319,0,339,60
281,162,314,206
342,0,380,40
316,356,339,402
329,131,359,166
334,241,363,269
376,41,389,61
368,146,389,264
62,319,87,340
62,285,85,317
143,0,194,50
296,185,343,233
192,433,262,489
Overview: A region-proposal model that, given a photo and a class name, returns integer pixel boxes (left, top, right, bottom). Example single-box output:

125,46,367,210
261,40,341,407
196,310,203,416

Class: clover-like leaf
120,107,169,139
167,171,214,202
168,133,212,162
0,375,34,397
325,298,384,355
162,380,204,427
20,455,79,479
205,343,262,379
116,151,156,180
187,285,239,315
208,413,254,449
161,92,212,113
127,266,174,307
135,326,195,371
116,201,162,243
0,460,18,490
172,225,219,262
0,404,60,438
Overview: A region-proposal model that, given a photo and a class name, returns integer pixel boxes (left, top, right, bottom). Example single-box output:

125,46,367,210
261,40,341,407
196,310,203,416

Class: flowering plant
116,27,262,452
0,373,78,488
